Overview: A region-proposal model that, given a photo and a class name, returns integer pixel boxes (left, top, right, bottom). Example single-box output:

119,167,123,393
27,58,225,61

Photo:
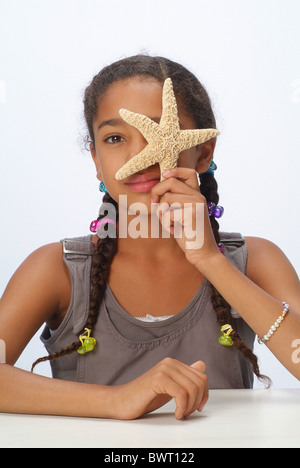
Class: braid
85,193,118,335
199,173,271,387
31,193,118,373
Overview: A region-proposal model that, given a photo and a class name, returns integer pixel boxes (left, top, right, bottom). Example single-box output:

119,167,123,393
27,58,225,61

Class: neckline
104,278,209,329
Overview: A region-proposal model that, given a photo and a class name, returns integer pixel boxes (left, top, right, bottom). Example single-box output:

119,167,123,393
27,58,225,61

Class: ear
90,143,103,182
195,138,217,173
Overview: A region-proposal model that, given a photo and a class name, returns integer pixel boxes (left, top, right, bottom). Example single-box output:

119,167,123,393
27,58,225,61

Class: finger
190,361,209,411
157,191,195,208
178,364,208,416
159,204,186,238
191,360,206,373
163,360,208,418
177,372,207,419
158,199,205,245
152,374,189,420
151,174,200,204
174,374,200,419
151,179,192,204
158,202,187,238
162,167,199,190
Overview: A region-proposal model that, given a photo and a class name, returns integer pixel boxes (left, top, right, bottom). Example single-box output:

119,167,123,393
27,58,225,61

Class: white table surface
0,389,299,448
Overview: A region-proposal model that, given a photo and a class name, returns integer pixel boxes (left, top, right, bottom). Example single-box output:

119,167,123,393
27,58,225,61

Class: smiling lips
124,173,160,192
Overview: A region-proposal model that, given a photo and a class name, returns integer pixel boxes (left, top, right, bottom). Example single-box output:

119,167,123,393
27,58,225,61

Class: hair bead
207,201,224,219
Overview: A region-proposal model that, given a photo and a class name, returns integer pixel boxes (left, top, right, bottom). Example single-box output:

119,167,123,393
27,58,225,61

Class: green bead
219,335,233,347
78,346,87,355
84,338,96,352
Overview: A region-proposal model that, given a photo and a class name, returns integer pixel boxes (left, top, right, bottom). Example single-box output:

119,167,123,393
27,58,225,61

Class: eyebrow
97,116,162,131
97,118,124,131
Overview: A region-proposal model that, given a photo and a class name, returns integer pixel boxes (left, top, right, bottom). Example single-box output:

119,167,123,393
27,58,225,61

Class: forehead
94,76,196,130
95,77,164,122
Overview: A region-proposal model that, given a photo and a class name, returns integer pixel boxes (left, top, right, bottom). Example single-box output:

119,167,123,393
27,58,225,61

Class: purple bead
213,205,224,219
207,202,216,216
90,220,99,233
207,202,224,218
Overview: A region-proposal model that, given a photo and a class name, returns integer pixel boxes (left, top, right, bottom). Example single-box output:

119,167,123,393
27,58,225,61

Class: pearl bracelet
257,302,289,344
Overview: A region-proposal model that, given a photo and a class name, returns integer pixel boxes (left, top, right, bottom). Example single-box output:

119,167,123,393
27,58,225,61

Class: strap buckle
62,239,94,256
219,236,245,245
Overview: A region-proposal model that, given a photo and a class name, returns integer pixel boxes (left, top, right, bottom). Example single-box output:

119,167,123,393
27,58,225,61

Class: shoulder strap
61,237,94,334
219,232,247,319
62,238,95,257
219,232,245,247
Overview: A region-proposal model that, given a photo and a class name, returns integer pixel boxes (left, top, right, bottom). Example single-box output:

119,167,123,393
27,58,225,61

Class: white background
0,0,299,387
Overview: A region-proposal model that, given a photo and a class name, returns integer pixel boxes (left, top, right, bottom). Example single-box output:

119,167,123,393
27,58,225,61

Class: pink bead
96,218,116,237
217,243,225,255
90,220,99,233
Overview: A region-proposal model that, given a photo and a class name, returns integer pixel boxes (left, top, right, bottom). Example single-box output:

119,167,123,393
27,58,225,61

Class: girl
0,55,299,421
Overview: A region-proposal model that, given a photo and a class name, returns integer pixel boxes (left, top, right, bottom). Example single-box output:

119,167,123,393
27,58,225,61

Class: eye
105,135,125,144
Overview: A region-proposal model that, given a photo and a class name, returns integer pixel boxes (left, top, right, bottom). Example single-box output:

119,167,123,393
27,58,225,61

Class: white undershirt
135,314,174,322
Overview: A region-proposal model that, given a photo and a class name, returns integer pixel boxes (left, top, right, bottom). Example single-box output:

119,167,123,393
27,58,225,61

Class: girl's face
91,77,206,205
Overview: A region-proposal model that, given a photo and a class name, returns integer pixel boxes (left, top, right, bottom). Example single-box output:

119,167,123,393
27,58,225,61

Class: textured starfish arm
159,78,180,132
119,109,161,142
178,128,220,150
115,146,159,180
159,158,179,180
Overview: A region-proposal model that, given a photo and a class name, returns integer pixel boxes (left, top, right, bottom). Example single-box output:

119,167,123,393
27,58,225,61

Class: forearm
197,254,300,379
0,360,209,421
0,364,116,418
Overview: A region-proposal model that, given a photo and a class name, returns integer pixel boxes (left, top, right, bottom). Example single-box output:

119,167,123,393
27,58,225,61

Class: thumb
191,360,206,373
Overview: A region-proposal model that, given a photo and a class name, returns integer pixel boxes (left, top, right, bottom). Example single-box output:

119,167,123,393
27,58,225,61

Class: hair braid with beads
199,173,270,385
31,193,118,372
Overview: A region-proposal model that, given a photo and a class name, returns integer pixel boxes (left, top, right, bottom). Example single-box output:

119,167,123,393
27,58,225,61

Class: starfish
115,78,220,182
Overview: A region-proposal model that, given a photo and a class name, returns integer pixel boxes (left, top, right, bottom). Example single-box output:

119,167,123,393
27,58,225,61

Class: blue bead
99,182,108,193
204,160,217,175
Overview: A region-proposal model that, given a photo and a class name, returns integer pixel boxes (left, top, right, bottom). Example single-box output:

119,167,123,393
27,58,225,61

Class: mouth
124,173,160,193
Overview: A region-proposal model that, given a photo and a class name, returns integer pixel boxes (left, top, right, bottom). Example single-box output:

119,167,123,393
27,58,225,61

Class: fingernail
175,409,184,420
162,170,171,177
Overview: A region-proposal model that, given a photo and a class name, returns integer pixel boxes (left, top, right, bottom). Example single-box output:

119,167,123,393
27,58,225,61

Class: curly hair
32,55,270,386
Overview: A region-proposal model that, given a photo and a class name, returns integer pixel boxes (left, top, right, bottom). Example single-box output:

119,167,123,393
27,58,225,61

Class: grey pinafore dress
40,233,255,389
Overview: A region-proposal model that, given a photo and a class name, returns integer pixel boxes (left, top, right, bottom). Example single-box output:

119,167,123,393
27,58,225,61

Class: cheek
101,159,121,182
92,156,104,180
99,163,122,199
92,148,117,180
177,148,198,169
